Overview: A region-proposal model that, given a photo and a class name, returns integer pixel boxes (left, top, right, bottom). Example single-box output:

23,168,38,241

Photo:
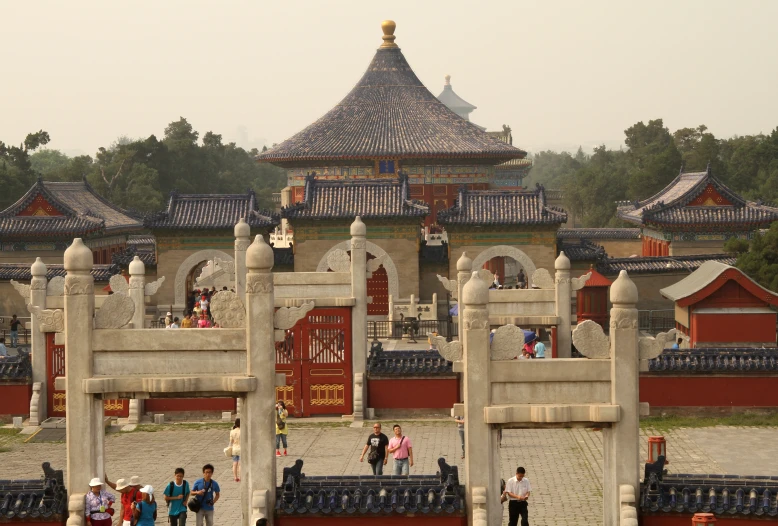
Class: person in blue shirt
132,486,157,526
0,338,8,358
163,467,190,526
191,464,220,526
671,337,682,350
534,340,546,359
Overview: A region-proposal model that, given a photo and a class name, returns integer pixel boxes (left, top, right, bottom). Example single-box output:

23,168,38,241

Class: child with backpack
163,468,190,526
131,486,157,526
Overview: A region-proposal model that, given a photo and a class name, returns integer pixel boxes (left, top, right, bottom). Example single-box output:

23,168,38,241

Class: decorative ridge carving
275,301,314,330
571,320,610,359
209,290,246,328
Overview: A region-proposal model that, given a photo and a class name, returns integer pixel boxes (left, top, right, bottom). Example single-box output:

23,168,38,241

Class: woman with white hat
84,478,115,526
132,485,157,526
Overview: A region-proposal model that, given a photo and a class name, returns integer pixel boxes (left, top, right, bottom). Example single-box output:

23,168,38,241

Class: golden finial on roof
445,75,451,86
380,20,398,48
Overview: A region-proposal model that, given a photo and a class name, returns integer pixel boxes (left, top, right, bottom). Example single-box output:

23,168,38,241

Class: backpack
276,413,286,430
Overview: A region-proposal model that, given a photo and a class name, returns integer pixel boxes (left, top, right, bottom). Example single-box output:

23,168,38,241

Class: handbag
188,480,212,513
276,412,286,430
224,446,233,458
367,447,380,464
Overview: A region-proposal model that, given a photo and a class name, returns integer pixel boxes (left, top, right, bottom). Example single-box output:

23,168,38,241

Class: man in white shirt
503,466,531,526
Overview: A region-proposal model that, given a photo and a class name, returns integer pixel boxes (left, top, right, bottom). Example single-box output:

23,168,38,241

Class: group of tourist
490,269,530,290
162,287,237,329
359,423,414,475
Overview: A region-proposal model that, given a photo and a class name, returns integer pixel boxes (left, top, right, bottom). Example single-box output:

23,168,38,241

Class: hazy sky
4,1,777,156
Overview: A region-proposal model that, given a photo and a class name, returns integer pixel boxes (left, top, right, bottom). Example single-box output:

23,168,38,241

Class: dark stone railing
647,348,778,373
0,349,32,382
367,342,453,377
0,463,67,520
276,458,464,516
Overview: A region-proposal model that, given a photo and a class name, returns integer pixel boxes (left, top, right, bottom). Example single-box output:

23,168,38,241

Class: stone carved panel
144,276,165,296
610,307,639,329
476,268,494,286
274,301,314,330
109,274,129,295
490,323,525,360
246,273,273,294
235,239,251,251
436,275,457,298
639,328,681,360
209,290,246,328
129,278,144,290
94,293,135,329
326,249,351,272
27,304,64,333
429,334,462,362
64,275,94,296
46,276,65,296
531,268,555,289
366,254,386,278
463,309,489,330
10,280,31,300
571,272,592,291
30,279,47,291
351,238,366,250
572,320,611,359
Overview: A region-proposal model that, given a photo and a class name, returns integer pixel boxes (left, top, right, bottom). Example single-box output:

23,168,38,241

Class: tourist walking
388,424,413,475
534,338,546,359
163,468,190,526
104,476,141,526
230,418,241,481
84,478,115,526
165,311,173,327
132,486,157,526
276,401,288,456
503,466,532,526
454,415,465,458
9,314,21,348
359,422,389,475
192,464,220,526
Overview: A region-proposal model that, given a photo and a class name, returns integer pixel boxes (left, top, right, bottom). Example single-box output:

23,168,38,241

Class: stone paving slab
0,422,751,525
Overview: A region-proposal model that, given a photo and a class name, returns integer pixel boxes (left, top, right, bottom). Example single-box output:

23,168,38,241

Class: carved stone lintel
46,276,65,296
531,268,555,289
326,249,351,272
27,304,64,333
610,307,639,329
572,320,611,359
351,238,366,250
209,290,246,328
109,274,129,295
94,293,135,329
214,257,236,277
490,324,525,360
144,276,165,296
235,239,251,251
64,275,94,296
430,335,462,362
246,273,273,294
274,301,314,330
571,272,592,291
463,309,489,330
10,280,31,300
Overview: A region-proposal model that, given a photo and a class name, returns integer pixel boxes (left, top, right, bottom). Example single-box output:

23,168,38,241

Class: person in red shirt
106,475,143,526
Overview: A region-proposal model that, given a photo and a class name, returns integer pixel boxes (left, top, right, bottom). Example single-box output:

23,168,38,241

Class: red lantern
647,435,669,464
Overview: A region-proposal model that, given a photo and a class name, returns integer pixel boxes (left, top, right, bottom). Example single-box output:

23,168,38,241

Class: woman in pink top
387,424,413,476
198,313,211,328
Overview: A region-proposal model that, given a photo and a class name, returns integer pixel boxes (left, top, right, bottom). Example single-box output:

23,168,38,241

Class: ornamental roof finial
380,20,398,48
445,75,451,86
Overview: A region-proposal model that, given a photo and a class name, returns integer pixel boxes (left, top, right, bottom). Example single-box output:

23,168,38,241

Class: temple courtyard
1,419,774,525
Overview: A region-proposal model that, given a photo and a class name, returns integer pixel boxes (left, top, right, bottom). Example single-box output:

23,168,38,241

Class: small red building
576,266,612,328
660,261,778,347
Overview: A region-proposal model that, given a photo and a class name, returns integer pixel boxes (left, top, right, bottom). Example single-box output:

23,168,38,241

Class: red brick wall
0,384,32,416
691,312,776,345
640,376,778,408
278,516,466,526
368,378,459,409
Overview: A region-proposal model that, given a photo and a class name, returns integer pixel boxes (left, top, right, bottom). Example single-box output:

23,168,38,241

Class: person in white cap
132,485,157,526
85,478,115,526
165,312,173,327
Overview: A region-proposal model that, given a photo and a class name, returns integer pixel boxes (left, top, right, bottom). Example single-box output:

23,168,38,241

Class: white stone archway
317,241,399,302
174,249,234,307
471,245,537,286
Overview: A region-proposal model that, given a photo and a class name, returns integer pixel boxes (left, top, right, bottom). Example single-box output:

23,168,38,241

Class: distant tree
624,119,682,200
673,125,721,173
725,223,778,291
0,130,51,209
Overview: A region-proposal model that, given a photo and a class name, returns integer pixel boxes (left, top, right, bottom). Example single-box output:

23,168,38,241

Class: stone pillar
554,251,572,358
235,218,251,302
431,293,438,320
603,270,640,524
461,271,496,526
456,252,472,342
63,238,100,494
409,294,418,318
128,256,146,423
388,295,394,322
244,235,277,526
29,258,47,425
350,216,368,420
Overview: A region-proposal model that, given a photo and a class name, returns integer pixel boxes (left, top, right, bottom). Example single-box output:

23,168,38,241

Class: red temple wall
641,515,778,525
0,384,32,415
640,376,778,408
690,313,776,345
694,280,768,309
368,378,459,409
277,516,466,526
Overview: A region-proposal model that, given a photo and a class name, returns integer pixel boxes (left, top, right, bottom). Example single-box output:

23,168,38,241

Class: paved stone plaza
2,419,765,525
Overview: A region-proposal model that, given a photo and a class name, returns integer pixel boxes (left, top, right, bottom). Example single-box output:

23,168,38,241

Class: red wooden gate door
46,333,129,418
276,308,352,417
46,333,66,418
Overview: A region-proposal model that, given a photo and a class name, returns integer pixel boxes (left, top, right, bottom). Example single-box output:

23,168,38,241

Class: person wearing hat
132,485,157,526
165,312,173,327
116,475,144,526
84,478,115,526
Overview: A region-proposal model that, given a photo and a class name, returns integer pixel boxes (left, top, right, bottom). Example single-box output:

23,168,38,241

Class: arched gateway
471,245,537,287
174,249,233,307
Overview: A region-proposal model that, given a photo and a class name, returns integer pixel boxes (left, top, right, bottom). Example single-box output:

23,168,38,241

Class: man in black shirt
359,422,389,475
9,315,21,348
